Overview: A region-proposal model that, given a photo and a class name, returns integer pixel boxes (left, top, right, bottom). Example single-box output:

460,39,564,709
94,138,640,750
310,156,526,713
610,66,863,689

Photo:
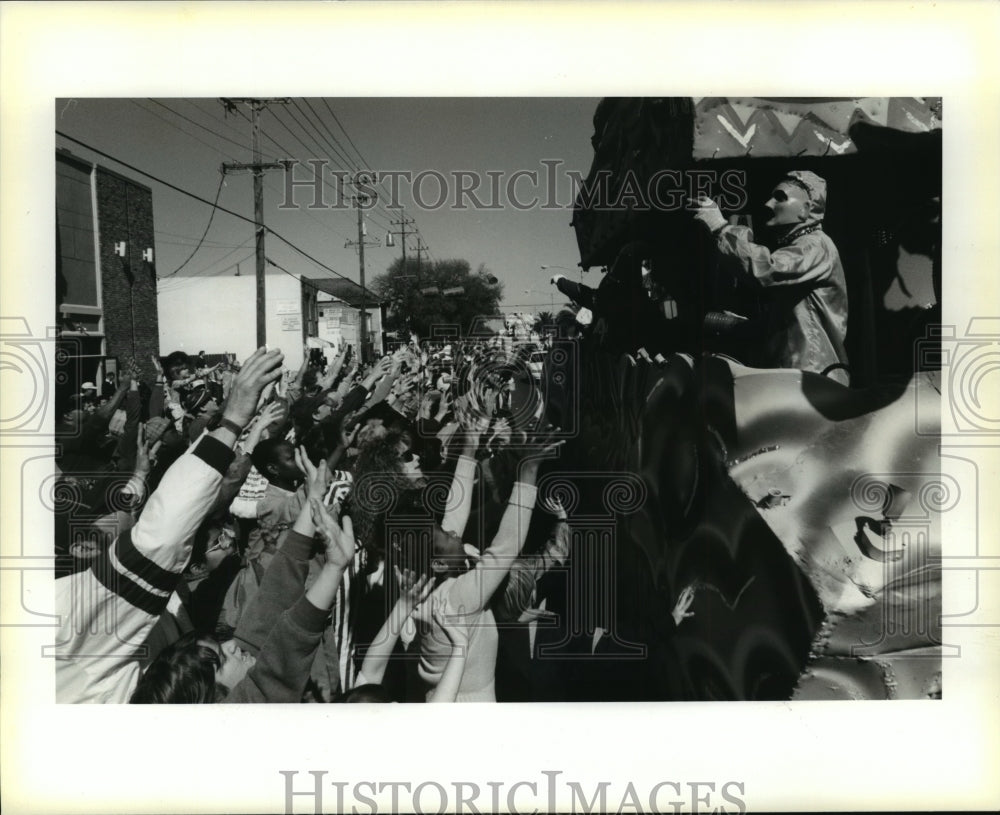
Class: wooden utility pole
221,97,289,348
344,176,381,364
389,210,415,265
415,238,428,273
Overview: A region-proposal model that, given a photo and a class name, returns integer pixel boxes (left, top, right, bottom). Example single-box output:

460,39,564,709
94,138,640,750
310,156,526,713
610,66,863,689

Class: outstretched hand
295,445,330,500
134,422,162,474
309,498,355,569
222,346,284,428
393,566,434,617
687,194,727,232
671,584,696,628
541,495,567,520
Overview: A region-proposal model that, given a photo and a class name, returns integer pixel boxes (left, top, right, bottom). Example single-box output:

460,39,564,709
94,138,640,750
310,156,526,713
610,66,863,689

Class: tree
534,310,555,330
372,257,504,336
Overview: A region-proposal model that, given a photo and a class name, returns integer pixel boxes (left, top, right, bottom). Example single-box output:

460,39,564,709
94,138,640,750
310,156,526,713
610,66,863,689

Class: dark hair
350,431,423,553
250,437,293,477
161,351,193,382
129,630,225,704
341,683,393,703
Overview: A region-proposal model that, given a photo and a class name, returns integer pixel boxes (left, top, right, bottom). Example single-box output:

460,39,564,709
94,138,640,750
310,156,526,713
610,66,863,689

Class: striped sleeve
55,433,235,703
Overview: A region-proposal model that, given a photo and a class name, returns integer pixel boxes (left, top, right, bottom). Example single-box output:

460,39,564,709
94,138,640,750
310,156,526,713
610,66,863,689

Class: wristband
219,417,245,436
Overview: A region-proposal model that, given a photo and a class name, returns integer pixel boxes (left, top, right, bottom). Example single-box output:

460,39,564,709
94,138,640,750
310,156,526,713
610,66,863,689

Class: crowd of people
54,330,587,704
53,169,842,704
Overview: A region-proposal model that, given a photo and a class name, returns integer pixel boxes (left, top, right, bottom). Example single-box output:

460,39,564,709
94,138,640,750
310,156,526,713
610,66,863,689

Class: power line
131,100,241,160
286,101,396,231
322,98,373,172
140,103,356,250
160,172,228,277
157,239,256,289
55,130,377,296
300,98,358,173
148,99,262,156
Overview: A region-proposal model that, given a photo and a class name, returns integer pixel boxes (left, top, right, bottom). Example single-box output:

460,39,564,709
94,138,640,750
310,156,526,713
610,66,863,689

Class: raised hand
541,495,567,520
134,422,163,474
435,389,453,422
295,445,330,500
518,424,565,478
393,565,434,617
221,346,284,429
688,194,727,231
256,399,286,431
340,422,360,451
309,498,355,569
671,584,696,628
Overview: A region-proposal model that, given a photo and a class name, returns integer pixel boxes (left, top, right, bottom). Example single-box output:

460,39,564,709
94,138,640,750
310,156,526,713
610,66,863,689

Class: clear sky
55,97,599,313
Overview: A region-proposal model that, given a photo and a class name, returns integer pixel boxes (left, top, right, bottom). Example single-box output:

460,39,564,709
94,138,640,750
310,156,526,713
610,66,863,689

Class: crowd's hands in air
541,495,567,521
241,400,286,453
309,496,356,570
393,565,435,620
221,346,284,430
133,422,163,476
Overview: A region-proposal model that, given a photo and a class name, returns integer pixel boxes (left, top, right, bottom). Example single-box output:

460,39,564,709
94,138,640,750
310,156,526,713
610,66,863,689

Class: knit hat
783,170,827,221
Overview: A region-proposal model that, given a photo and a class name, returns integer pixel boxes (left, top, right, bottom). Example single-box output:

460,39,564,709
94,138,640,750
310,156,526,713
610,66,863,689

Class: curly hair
349,430,424,555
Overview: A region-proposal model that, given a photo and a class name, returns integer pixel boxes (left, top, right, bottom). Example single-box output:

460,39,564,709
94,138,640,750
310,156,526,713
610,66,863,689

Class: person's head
765,170,827,230
129,626,255,703
390,520,469,580
250,438,302,487
611,240,655,285
61,406,86,427
312,391,342,423
355,419,388,450
183,386,219,418
430,523,468,576
191,516,239,572
355,430,424,486
162,351,194,384
351,431,427,553
342,683,393,703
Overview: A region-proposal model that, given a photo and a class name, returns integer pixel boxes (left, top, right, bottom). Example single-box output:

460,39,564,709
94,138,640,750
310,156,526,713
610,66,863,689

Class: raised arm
56,347,284,703
439,400,484,538
358,567,432,686
691,194,831,287
448,437,560,614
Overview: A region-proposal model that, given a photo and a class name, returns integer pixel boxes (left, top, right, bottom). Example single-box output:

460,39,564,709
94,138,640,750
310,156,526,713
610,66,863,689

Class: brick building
56,148,159,412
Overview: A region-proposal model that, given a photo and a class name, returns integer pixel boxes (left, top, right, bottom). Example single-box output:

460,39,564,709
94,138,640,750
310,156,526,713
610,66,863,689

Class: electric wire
55,130,377,297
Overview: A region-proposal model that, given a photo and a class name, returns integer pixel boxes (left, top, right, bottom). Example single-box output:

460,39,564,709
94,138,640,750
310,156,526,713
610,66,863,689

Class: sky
55,97,600,313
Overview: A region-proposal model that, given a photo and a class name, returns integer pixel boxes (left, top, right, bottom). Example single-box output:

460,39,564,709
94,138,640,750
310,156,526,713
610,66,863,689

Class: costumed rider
691,171,850,385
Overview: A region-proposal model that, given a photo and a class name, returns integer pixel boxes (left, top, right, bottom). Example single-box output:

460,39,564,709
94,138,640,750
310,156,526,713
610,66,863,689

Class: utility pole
221,97,289,348
345,175,381,365
415,238,428,273
389,210,415,265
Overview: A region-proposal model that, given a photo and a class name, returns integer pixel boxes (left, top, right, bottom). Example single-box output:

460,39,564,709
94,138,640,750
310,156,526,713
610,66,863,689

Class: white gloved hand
689,194,727,233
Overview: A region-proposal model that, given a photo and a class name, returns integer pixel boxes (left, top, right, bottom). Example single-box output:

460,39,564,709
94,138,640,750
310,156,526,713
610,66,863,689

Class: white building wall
157,271,305,370
315,295,383,356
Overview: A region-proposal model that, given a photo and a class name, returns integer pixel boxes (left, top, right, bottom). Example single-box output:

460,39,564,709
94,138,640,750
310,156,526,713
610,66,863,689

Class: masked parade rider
691,170,850,385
